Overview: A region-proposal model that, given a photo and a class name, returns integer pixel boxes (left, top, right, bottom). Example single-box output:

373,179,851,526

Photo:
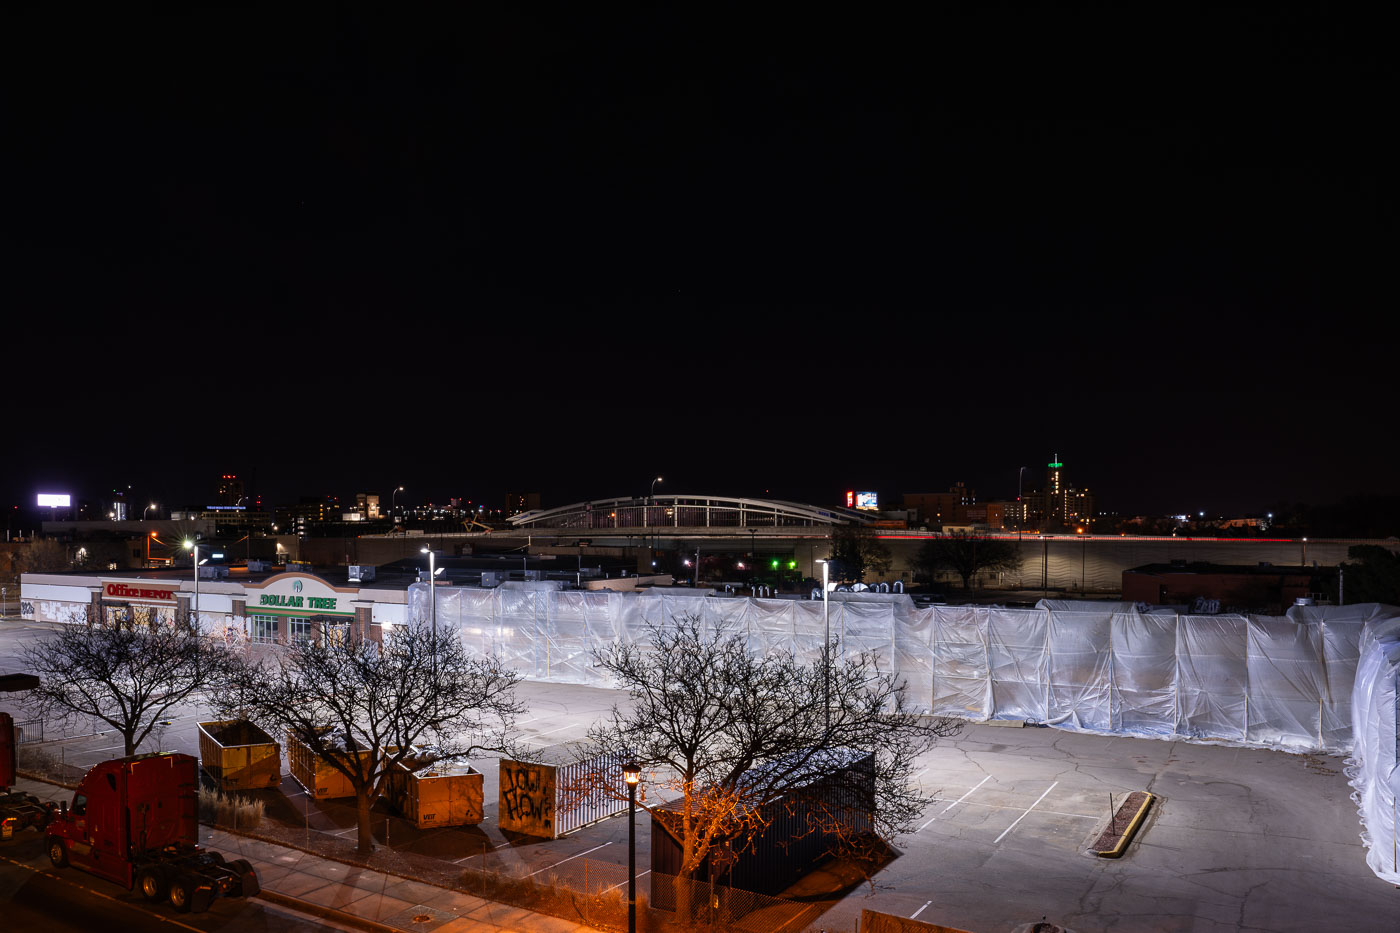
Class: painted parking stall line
531,723,574,738
994,781,1058,844
604,869,651,892
918,775,992,831
529,841,612,877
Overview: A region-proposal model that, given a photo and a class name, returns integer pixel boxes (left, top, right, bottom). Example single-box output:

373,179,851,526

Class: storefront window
322,620,349,649
287,617,312,645
250,614,280,645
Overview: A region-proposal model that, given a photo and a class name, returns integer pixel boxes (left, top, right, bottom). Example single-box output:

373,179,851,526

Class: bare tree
23,624,237,757
223,621,524,855
579,615,959,920
913,533,1023,590
829,524,893,583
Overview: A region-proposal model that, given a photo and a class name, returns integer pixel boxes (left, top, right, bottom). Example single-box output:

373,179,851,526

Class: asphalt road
0,833,357,933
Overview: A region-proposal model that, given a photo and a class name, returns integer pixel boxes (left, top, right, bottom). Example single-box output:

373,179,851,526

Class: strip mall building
19,568,408,645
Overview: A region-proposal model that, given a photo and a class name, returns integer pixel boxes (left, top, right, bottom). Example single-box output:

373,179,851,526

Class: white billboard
37,493,71,507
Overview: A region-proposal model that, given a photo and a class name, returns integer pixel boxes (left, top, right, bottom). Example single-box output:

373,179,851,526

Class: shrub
198,786,265,829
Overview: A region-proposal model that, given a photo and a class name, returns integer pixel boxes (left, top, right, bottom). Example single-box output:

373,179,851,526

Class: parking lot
5,618,1398,931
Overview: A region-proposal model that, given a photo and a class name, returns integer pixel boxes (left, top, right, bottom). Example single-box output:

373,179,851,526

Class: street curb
207,823,469,895
257,888,404,933
1095,792,1155,858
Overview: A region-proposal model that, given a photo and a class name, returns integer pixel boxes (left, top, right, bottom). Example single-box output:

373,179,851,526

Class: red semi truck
2,707,56,839
45,752,260,912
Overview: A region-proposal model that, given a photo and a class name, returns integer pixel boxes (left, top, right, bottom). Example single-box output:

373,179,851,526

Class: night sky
6,7,1391,524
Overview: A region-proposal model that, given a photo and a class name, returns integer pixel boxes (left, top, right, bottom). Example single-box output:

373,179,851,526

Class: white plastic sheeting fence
1348,615,1400,884
412,584,1400,883
409,583,1399,758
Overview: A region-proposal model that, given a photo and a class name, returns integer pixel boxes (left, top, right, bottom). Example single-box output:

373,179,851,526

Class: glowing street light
623,761,642,933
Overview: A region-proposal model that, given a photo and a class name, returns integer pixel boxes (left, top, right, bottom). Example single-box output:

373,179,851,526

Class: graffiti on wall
20,601,34,619
40,601,89,625
498,760,555,837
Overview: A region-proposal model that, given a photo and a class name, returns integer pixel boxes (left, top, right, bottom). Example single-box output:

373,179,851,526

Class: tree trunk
674,872,697,925
123,729,137,757
355,788,374,854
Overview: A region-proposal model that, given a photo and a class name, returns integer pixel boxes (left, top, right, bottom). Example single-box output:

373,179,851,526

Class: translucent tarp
406,584,1398,757
1347,615,1400,884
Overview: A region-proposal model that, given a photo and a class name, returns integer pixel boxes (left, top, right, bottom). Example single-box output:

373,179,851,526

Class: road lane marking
911,901,932,919
0,854,204,933
529,841,612,876
994,781,1058,843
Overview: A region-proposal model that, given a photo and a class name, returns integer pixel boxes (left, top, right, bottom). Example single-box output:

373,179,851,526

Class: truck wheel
47,839,68,868
230,859,259,897
138,866,169,901
168,876,194,913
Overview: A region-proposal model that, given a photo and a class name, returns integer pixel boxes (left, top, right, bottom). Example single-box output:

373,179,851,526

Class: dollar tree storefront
241,573,366,647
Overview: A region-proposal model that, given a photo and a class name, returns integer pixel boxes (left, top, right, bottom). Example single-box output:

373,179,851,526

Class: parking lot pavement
6,619,1398,933
807,723,1400,933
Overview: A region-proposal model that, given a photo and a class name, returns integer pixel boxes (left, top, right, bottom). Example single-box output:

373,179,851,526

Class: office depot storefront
19,570,406,644
99,579,181,628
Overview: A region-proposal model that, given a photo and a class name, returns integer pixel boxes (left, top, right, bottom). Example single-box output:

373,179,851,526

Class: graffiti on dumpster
499,760,555,836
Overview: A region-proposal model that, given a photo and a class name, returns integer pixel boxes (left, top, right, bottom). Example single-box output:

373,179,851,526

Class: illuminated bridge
506,495,870,535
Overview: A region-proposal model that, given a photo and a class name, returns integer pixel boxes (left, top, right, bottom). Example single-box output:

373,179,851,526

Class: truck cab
46,753,257,912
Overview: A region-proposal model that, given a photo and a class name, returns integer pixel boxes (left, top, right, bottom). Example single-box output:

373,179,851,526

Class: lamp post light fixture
143,503,157,521
623,760,642,933
392,486,405,529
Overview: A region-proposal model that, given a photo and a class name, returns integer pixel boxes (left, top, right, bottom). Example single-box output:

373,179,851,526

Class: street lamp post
623,761,641,933
184,539,200,631
392,486,405,531
144,503,157,521
646,476,662,532
817,558,831,730
421,548,439,695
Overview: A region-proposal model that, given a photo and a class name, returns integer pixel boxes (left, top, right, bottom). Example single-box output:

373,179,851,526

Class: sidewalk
13,776,605,933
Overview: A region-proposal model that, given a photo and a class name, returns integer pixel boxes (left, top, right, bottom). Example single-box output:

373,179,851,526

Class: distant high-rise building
1022,455,1095,531
903,484,977,524
217,474,244,507
506,492,541,515
354,493,382,519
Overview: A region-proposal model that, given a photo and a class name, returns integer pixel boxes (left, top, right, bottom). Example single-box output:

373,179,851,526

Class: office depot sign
102,581,180,603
